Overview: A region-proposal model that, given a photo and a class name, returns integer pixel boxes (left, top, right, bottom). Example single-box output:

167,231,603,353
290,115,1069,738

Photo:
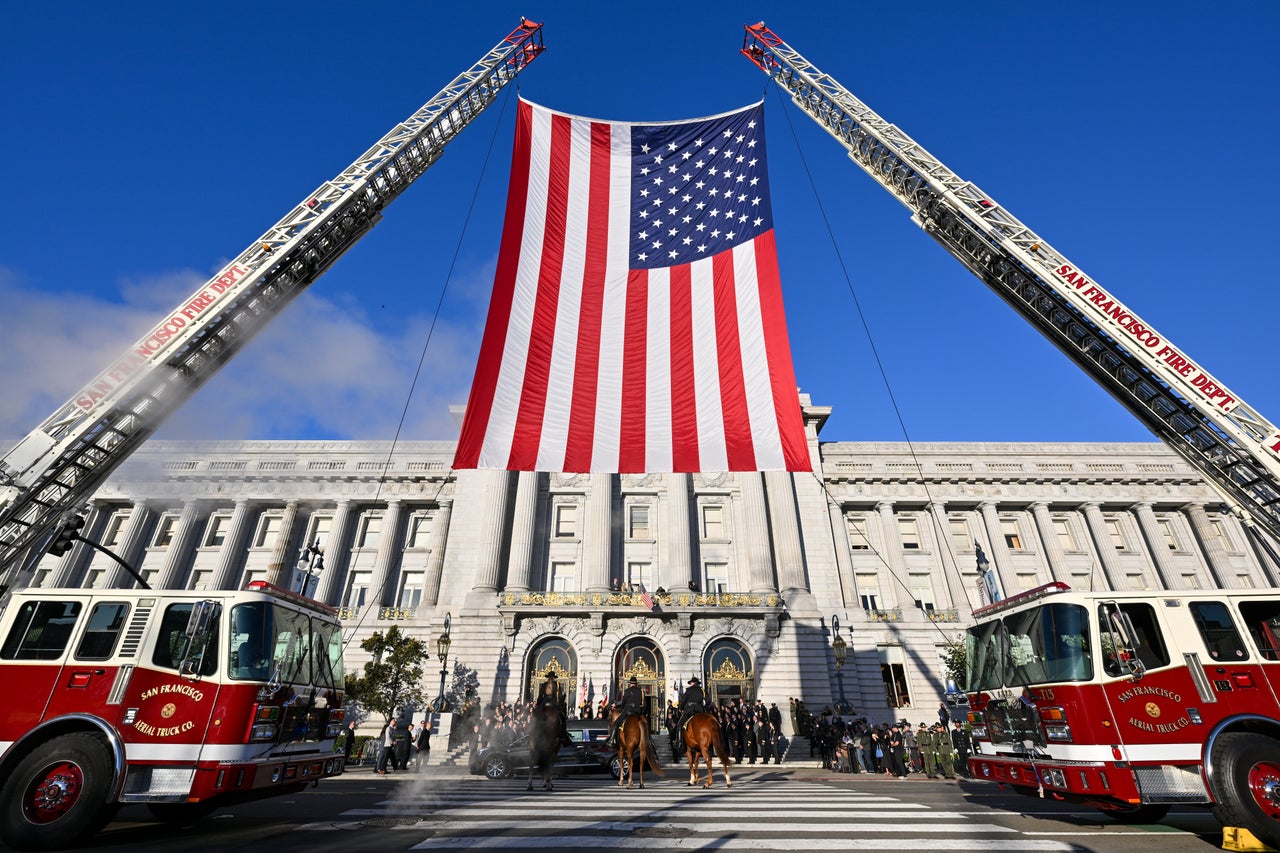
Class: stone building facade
24,394,1278,729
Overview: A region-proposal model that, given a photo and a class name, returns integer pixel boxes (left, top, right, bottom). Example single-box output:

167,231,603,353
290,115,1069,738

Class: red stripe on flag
453,101,534,469
754,231,811,471
508,113,573,470
711,250,756,471
563,121,612,472
619,268,649,473
669,264,699,472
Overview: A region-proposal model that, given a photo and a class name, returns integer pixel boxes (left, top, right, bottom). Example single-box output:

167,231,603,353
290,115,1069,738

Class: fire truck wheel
0,732,115,851
1210,731,1280,849
147,801,219,824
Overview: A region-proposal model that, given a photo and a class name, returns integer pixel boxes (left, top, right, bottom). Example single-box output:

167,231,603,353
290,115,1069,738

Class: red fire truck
963,582,1280,847
0,581,347,850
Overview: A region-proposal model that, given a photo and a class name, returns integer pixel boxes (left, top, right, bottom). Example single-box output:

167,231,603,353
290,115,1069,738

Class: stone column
210,500,254,590
929,502,969,609
104,501,151,589
506,473,539,592
978,502,1015,597
471,469,511,593
1133,502,1178,589
423,499,454,605
1081,502,1123,590
1184,503,1233,587
153,500,203,590
827,500,857,607
766,471,806,593
265,501,300,588
876,502,904,606
369,501,404,607
740,473,776,593
665,473,692,591
583,473,613,593
314,500,354,606
1029,502,1068,582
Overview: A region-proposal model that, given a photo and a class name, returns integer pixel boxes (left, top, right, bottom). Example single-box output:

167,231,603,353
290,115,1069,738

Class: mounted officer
607,676,645,749
535,669,573,748
678,675,706,741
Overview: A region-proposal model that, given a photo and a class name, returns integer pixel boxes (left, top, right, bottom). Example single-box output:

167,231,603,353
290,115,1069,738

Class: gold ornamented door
705,638,754,708
614,638,665,732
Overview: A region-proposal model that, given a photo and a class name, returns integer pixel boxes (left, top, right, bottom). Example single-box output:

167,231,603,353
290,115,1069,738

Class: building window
550,562,575,592
1238,573,1256,589
1016,571,1039,592
628,505,650,540
910,573,935,610
356,514,382,549
1105,518,1128,551
1126,571,1150,591
1001,518,1024,551
1212,519,1237,552
1157,519,1180,552
407,515,432,549
848,517,871,550
949,518,973,551
204,515,230,548
1053,518,1077,551
103,512,129,549
308,515,333,550
702,505,724,540
399,572,425,608
153,515,178,549
1182,571,1202,590
627,562,651,590
857,571,880,611
187,570,213,591
898,517,920,550
704,562,728,593
85,569,107,589
240,569,267,589
554,505,578,538
345,572,372,607
254,515,283,549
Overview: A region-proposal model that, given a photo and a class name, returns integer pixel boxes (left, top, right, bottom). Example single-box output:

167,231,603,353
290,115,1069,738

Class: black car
471,725,623,780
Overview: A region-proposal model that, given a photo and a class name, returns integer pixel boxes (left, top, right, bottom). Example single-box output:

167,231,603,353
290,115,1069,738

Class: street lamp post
433,612,452,712
296,539,324,597
831,614,854,715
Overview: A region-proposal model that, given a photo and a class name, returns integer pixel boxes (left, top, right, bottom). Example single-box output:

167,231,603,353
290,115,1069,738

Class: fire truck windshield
965,602,1093,691
229,602,343,688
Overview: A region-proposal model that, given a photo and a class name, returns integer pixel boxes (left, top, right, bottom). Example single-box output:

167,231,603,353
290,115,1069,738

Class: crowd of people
803,701,974,779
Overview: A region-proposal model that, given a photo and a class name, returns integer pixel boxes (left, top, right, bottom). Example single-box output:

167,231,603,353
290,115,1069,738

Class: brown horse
608,708,665,789
683,711,733,788
526,702,561,791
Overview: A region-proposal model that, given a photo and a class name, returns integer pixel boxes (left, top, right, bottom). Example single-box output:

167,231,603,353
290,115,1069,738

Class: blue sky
2,1,1277,451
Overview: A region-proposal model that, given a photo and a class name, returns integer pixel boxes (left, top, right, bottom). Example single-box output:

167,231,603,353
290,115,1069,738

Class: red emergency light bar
972,581,1072,620
246,580,338,615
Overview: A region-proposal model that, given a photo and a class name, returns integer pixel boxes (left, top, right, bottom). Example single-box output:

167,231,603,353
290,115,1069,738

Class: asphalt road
68,763,1228,853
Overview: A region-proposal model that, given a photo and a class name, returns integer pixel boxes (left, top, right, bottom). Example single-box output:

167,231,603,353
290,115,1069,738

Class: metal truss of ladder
741,23,1280,549
0,21,545,582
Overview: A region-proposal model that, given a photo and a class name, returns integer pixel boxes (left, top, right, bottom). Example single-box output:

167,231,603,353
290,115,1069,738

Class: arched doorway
613,637,665,732
704,637,754,708
526,637,577,707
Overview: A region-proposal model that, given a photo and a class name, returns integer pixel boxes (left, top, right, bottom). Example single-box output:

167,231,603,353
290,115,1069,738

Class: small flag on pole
639,582,655,611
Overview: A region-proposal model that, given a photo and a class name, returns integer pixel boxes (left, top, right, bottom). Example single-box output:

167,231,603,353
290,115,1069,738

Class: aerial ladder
0,20,545,594
741,23,1280,558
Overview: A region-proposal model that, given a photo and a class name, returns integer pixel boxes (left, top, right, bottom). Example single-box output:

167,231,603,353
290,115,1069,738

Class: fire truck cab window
1189,601,1248,661
1,600,82,660
311,617,344,689
1237,600,1280,661
1003,603,1092,685
152,603,219,676
229,603,311,683
75,602,129,660
1100,603,1170,676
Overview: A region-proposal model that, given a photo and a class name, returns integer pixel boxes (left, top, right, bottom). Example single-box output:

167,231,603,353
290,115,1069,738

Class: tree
939,634,968,690
344,625,427,727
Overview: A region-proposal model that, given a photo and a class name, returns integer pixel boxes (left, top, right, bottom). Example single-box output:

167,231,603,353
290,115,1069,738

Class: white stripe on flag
690,257,727,472
733,240,784,470
645,266,673,472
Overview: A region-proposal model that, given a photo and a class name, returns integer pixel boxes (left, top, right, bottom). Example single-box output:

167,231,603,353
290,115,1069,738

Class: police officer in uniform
679,676,705,731
608,676,645,749
536,669,573,747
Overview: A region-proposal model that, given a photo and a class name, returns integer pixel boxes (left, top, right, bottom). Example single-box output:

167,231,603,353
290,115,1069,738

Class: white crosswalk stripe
298,778,1075,851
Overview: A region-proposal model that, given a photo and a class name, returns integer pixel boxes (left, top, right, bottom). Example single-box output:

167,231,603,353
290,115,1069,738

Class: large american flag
453,99,810,473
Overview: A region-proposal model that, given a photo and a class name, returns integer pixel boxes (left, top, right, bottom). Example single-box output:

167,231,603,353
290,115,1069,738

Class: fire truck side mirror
1108,610,1147,681
179,600,219,678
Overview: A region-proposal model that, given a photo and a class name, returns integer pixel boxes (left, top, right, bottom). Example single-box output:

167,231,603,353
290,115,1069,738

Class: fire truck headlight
251,724,278,742
981,763,991,777
1044,725,1072,743
971,725,988,739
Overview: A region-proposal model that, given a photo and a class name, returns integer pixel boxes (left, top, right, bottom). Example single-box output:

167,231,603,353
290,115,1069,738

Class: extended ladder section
741,23,1280,549
0,20,545,584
